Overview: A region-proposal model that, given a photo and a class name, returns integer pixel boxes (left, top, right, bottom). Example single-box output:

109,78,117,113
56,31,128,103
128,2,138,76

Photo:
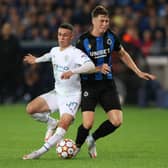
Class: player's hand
23,53,36,64
61,71,74,79
137,71,156,80
99,64,111,74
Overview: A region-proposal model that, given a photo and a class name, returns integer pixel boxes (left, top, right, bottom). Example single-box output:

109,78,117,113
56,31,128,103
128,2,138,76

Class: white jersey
37,45,91,96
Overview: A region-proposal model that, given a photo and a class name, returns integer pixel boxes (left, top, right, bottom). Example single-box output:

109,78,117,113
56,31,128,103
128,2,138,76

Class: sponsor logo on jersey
89,48,110,59
54,64,69,72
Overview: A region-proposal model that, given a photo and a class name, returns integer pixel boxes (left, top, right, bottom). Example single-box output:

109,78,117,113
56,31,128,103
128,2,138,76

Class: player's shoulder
107,29,118,36
78,31,90,40
76,31,91,46
69,45,85,55
50,46,59,53
107,29,121,40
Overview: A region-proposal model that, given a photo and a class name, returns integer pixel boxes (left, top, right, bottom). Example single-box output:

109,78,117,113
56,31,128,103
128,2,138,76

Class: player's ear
92,18,94,25
70,32,74,40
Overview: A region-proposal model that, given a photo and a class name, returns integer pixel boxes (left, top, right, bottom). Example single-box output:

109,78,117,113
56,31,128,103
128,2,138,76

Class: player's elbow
87,62,96,73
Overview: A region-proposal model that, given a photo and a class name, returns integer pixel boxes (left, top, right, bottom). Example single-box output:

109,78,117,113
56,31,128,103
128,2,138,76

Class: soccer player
74,5,156,158
22,23,95,160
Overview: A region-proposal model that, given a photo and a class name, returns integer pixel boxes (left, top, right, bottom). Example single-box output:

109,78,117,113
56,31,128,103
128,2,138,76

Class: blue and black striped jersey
76,29,121,81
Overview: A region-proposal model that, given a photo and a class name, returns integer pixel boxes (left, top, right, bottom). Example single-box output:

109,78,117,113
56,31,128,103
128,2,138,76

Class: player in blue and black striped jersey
76,28,121,81
74,5,156,158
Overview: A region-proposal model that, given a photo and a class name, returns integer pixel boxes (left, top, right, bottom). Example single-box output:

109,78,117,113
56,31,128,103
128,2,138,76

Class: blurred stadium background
0,0,168,107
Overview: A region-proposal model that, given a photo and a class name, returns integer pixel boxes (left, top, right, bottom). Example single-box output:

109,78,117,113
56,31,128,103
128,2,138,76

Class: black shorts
81,79,121,112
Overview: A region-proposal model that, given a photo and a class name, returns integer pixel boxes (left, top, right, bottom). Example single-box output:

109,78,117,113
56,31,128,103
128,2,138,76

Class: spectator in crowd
0,22,21,103
150,28,166,55
141,29,154,57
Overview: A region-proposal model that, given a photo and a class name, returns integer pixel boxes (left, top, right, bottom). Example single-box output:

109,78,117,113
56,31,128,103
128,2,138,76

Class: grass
0,104,168,168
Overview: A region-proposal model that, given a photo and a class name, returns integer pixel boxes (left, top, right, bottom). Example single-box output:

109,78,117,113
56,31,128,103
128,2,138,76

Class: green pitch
0,104,167,168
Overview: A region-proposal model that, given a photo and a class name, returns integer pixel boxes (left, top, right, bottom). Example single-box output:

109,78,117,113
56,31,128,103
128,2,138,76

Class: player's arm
118,46,156,80
61,60,95,79
89,64,111,74
23,53,51,64
23,54,36,64
71,60,95,74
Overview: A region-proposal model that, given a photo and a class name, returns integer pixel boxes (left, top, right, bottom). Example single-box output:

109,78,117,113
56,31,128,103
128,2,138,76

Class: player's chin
100,29,107,34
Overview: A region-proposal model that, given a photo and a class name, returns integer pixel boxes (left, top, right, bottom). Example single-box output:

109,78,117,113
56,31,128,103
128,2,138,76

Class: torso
76,29,121,82
50,45,82,96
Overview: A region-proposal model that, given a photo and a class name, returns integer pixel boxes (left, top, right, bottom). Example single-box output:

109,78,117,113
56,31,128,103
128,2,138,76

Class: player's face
58,28,73,49
92,15,109,35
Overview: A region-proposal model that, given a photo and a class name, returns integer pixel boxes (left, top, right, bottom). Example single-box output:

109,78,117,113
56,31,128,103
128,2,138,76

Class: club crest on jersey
83,91,89,97
88,44,91,49
107,38,112,45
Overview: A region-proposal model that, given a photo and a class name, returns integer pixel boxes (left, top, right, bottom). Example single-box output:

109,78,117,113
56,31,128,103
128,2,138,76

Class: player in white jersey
22,23,95,160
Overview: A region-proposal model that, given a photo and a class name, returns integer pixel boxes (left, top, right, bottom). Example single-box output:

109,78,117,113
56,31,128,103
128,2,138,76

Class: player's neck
91,29,103,37
59,45,71,51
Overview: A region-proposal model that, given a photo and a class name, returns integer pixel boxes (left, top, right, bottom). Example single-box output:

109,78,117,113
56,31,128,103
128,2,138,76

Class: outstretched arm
118,46,156,80
23,54,36,64
23,53,51,64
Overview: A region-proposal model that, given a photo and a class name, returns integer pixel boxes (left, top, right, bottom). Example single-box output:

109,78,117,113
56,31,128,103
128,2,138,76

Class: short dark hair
91,5,109,18
59,23,74,31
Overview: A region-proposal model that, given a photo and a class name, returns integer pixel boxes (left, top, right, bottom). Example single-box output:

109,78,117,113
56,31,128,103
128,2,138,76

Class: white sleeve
71,61,95,74
71,49,95,74
35,53,52,63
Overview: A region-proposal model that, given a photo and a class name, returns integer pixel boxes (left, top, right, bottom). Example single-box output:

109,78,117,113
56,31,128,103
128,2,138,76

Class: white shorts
40,90,81,117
